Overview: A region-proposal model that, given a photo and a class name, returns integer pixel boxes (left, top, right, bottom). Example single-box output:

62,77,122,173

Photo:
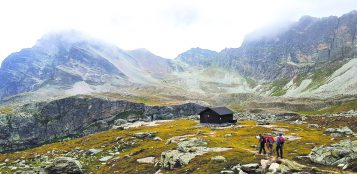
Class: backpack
260,136,266,143
277,136,285,144
267,136,274,145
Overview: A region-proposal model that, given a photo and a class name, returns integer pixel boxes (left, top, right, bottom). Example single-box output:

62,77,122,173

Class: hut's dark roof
199,107,234,115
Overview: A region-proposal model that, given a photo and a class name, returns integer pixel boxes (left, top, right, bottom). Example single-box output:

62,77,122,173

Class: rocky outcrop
176,47,218,67
217,11,357,80
325,127,356,137
45,157,83,174
0,95,204,152
230,158,306,174
161,138,231,169
309,140,357,166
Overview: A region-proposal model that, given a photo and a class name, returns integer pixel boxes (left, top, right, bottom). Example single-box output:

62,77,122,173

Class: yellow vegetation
0,119,351,174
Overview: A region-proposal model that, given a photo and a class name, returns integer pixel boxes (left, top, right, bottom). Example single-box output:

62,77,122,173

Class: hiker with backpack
265,133,275,156
258,134,266,155
276,133,285,158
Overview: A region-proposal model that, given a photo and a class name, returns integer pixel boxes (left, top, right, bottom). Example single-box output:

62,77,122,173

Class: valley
0,116,355,173
0,9,356,174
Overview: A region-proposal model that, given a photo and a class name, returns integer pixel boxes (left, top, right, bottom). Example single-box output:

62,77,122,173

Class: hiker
276,133,285,158
265,133,274,156
258,134,266,154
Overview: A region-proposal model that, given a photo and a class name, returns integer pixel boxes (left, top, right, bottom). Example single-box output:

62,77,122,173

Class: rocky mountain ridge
0,11,356,102
0,95,204,152
0,31,181,100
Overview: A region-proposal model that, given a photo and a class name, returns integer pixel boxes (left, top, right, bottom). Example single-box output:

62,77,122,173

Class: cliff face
176,11,357,81
217,11,357,80
0,95,204,152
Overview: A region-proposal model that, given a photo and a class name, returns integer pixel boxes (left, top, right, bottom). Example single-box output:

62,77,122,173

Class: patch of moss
245,77,258,88
270,78,290,96
0,107,14,115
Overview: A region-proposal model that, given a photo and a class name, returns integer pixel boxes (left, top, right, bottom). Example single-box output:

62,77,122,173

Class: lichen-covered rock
240,163,259,172
280,159,305,171
325,127,355,136
309,140,357,166
177,138,207,152
161,138,230,169
114,119,127,126
133,132,157,139
45,157,83,174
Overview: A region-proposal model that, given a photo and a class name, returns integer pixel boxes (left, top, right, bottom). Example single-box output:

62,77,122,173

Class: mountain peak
36,30,90,45
127,48,164,59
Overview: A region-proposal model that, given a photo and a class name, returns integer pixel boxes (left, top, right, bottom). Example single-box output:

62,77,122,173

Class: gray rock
240,163,259,172
0,96,204,152
220,170,234,174
114,119,127,126
86,148,102,155
309,140,357,166
177,138,207,153
211,156,226,162
153,137,163,141
99,156,113,162
325,127,355,136
133,132,157,139
224,134,232,137
308,124,319,128
137,157,155,164
268,163,280,173
45,157,83,174
161,138,230,169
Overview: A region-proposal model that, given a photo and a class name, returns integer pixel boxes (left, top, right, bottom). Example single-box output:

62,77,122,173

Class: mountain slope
0,31,180,100
176,11,357,98
1,11,357,101
176,47,218,67
217,10,357,80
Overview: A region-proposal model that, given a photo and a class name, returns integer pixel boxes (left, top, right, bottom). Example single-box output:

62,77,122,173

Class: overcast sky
0,0,356,63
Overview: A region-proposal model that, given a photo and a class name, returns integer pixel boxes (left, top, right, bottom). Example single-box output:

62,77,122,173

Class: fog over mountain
0,0,357,63
0,10,356,102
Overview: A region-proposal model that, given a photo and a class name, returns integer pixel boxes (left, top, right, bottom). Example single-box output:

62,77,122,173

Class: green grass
228,103,245,112
245,77,258,88
295,59,348,91
270,78,290,96
300,99,357,115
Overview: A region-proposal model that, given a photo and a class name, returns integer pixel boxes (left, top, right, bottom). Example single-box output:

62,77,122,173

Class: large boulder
177,138,207,152
309,140,357,166
325,127,355,137
161,138,230,169
133,132,157,139
45,157,83,174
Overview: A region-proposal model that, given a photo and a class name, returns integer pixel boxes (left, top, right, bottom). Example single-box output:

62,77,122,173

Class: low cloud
0,0,356,65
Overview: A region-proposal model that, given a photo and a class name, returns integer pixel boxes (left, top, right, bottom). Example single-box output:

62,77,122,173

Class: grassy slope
300,98,357,115
269,58,350,97
1,119,353,174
